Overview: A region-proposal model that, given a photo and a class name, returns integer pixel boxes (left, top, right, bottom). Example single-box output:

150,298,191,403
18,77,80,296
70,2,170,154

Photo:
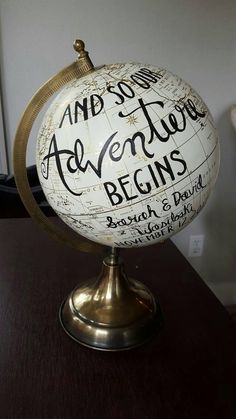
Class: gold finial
73,39,86,56
73,39,94,72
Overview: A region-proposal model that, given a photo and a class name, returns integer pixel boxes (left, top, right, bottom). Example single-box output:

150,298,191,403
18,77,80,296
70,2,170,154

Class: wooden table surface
0,218,235,419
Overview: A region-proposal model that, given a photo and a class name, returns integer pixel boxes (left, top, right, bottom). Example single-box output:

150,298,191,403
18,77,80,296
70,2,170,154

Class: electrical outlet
188,235,204,257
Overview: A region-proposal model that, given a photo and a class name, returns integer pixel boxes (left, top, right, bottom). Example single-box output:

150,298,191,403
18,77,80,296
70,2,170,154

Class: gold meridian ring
13,61,107,256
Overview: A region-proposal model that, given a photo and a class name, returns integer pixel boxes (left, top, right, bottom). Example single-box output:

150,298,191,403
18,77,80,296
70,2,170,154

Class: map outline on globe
36,62,220,248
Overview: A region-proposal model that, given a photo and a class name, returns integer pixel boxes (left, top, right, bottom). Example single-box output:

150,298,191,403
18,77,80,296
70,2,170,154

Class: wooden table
0,218,235,419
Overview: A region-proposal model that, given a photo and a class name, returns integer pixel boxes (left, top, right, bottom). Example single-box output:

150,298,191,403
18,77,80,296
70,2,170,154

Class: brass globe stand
60,247,161,350
14,39,162,351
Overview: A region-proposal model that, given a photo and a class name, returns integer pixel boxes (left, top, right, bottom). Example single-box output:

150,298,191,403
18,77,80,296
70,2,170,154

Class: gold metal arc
13,46,107,256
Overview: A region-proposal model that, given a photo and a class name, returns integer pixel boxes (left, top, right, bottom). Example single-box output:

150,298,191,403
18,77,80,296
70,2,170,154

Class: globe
36,62,220,248
14,40,221,350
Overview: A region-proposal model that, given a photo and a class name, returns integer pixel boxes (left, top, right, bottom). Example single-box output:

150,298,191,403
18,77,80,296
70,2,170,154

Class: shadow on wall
203,108,236,292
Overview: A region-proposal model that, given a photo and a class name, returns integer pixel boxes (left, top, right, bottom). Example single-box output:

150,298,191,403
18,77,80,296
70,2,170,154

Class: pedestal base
59,255,162,351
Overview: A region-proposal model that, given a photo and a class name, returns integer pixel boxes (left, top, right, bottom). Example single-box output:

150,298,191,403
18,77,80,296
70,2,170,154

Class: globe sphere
36,62,220,248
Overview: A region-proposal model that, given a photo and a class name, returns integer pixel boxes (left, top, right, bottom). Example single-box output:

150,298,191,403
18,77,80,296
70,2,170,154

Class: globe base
59,252,162,351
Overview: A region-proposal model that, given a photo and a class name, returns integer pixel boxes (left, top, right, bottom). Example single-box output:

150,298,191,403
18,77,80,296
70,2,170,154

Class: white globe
36,62,220,248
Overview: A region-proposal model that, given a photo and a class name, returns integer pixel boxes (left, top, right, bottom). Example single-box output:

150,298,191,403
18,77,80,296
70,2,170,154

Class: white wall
0,96,8,174
1,0,236,304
